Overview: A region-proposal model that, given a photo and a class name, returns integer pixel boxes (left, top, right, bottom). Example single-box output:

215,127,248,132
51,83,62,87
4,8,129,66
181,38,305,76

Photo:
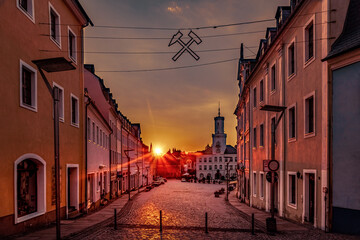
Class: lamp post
260,105,286,232
32,58,75,240
124,149,134,200
224,157,231,201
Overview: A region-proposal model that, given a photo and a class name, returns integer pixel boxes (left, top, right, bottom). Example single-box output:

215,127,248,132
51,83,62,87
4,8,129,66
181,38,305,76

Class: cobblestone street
65,180,358,240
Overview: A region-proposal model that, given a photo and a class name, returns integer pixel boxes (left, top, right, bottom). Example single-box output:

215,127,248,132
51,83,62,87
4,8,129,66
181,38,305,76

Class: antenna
218,102,221,116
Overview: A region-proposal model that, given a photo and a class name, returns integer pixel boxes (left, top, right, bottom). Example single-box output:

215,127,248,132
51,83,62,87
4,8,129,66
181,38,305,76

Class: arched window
15,154,46,223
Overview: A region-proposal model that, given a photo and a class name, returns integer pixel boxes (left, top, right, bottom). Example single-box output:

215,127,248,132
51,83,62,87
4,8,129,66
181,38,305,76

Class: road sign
263,160,270,172
168,30,202,61
268,160,279,172
266,172,278,183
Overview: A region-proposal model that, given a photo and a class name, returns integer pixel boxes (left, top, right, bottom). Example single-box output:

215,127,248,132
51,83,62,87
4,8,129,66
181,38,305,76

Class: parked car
181,178,186,182
153,181,161,187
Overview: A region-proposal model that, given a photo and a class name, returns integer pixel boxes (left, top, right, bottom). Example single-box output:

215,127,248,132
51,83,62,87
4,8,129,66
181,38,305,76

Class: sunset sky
79,0,289,152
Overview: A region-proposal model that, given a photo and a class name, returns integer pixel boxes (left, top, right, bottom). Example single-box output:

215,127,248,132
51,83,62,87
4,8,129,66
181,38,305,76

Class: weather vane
168,30,202,61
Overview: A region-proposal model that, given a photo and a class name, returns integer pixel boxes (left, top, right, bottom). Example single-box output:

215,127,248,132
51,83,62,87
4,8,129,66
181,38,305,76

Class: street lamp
124,149,134,200
260,104,286,233
224,157,231,201
32,57,75,240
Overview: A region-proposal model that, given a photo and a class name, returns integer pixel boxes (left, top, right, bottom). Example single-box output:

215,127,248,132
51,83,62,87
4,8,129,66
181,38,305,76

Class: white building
196,109,237,180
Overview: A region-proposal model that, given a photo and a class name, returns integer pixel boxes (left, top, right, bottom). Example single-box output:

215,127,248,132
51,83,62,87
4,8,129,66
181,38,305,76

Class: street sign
263,160,270,172
268,160,279,172
266,172,278,183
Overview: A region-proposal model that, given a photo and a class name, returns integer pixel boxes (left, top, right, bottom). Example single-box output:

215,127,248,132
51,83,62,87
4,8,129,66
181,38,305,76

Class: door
309,173,315,223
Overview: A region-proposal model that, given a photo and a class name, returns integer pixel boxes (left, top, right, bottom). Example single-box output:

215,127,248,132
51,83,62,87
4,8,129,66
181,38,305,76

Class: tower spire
218,102,220,116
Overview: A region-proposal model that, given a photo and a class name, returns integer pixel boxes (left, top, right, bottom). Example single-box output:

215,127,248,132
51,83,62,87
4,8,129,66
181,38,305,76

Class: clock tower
212,106,227,154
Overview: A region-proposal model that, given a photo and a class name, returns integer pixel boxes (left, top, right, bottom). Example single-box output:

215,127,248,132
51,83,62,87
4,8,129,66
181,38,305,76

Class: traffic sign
266,172,278,183
268,160,279,172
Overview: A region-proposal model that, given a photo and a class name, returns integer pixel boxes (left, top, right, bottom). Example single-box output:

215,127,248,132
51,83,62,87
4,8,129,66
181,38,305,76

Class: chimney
240,43,244,60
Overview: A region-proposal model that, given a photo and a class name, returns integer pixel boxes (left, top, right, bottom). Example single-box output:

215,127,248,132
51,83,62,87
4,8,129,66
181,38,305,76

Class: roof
74,0,94,26
224,145,236,154
203,146,213,154
324,0,360,60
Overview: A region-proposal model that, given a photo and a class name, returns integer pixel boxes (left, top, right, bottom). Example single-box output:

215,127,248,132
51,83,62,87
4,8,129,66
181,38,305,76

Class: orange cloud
167,3,182,13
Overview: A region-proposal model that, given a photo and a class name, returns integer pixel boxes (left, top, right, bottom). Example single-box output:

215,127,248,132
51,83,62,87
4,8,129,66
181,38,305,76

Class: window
219,157,222,162
204,158,207,163
92,122,95,142
214,157,217,162
87,118,91,140
230,165,233,170
260,173,264,198
225,158,228,162
253,87,257,108
230,157,233,162
253,172,257,196
53,83,64,121
260,124,264,147
271,64,276,91
15,154,46,223
259,80,264,102
68,28,76,62
100,130,102,146
96,126,99,144
199,165,202,170
209,157,212,162
215,165,217,170
199,158,202,163
288,173,297,206
17,0,34,21
209,165,212,170
288,105,296,140
305,94,315,136
103,132,106,147
20,60,37,111
70,94,79,126
288,42,295,76
305,20,314,62
271,117,276,143
204,165,207,170
49,4,61,47
253,127,257,148
220,165,222,170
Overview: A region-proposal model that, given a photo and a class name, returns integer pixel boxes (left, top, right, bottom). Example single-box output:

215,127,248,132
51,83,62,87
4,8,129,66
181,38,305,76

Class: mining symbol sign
168,30,202,61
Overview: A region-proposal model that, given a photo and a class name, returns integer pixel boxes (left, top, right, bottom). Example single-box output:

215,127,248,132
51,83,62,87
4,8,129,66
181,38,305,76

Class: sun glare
154,147,163,156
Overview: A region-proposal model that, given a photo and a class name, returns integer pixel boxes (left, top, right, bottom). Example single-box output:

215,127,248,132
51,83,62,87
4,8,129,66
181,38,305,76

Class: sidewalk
228,191,308,232
14,189,144,240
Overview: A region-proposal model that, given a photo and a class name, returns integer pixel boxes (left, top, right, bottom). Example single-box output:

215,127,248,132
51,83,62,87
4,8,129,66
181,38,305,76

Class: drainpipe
109,130,113,199
281,43,286,218
84,94,91,214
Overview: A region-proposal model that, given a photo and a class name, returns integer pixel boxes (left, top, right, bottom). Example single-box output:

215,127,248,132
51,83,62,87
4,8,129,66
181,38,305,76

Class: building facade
196,110,237,181
0,0,91,236
234,0,355,232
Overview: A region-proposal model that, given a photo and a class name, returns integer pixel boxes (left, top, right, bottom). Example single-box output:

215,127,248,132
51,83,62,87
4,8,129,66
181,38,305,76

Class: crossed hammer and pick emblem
168,30,202,61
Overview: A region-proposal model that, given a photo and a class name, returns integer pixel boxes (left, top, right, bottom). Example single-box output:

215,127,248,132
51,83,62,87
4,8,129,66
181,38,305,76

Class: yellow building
0,0,92,236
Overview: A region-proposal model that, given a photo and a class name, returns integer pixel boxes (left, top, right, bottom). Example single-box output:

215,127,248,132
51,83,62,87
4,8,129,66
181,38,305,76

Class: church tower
212,105,227,154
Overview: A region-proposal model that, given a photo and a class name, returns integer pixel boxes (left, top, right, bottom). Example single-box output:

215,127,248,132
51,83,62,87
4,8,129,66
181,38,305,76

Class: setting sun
154,147,163,156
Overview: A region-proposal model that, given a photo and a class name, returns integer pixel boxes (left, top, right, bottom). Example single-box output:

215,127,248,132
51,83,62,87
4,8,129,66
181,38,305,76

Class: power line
40,30,265,40
39,18,275,31
96,58,240,73
40,47,258,55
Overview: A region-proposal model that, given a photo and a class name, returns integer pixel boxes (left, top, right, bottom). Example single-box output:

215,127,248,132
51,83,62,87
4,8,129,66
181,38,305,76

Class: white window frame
17,0,35,23
259,123,265,147
287,37,296,80
259,79,264,103
287,171,297,209
253,171,257,197
19,60,37,112
287,103,297,142
68,26,77,63
303,15,316,68
259,172,264,199
49,3,61,48
304,91,316,138
14,153,46,224
70,93,79,127
270,62,276,94
53,82,64,122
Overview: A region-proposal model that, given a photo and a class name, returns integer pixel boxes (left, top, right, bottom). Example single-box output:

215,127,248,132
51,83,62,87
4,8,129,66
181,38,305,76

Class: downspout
326,0,331,232
109,129,113,199
281,43,286,218
84,94,91,214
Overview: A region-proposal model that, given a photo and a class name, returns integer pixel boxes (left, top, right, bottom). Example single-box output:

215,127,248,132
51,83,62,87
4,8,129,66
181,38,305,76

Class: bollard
251,213,254,235
114,208,117,230
205,212,208,233
160,210,163,232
